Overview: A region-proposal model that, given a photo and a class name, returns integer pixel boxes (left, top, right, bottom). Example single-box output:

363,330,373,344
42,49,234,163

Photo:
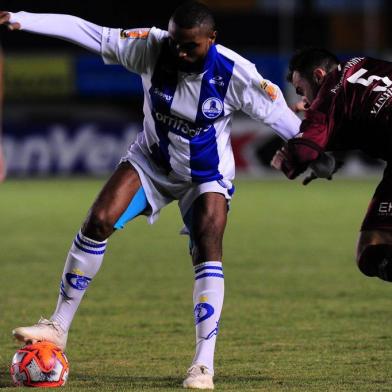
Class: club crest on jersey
260,80,278,101
120,29,149,40
202,97,223,119
194,303,215,325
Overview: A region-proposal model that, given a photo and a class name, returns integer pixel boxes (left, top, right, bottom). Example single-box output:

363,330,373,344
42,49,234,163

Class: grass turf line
1,178,391,391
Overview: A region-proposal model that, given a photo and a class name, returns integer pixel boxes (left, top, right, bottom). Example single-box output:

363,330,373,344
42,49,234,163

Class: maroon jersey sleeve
281,72,338,179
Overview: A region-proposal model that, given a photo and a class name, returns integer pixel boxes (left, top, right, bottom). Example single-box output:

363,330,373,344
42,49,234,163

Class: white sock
192,261,224,373
51,230,107,332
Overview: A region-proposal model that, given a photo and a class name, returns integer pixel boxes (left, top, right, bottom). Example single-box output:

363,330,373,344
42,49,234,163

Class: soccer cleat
183,364,214,389
12,317,68,351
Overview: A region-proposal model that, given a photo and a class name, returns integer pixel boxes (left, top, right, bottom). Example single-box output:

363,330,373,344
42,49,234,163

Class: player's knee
357,244,392,282
83,210,114,241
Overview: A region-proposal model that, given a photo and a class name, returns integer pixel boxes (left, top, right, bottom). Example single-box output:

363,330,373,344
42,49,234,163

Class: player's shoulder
216,44,259,84
216,45,251,64
360,56,392,70
148,27,169,41
216,44,255,71
118,26,168,44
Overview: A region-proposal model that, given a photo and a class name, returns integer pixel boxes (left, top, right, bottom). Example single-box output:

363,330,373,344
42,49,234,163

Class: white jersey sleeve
233,62,300,140
8,11,102,54
101,27,168,75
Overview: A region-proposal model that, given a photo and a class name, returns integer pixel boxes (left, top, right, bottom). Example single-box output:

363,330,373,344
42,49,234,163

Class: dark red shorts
361,165,392,231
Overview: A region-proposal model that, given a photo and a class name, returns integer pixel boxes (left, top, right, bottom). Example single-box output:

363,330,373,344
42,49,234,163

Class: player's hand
290,100,308,113
302,154,343,186
302,171,332,186
270,147,288,171
0,11,20,30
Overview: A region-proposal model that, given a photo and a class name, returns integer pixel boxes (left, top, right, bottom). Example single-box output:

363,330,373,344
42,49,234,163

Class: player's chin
178,59,203,73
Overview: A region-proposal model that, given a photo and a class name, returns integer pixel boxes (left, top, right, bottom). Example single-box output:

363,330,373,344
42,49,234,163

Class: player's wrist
7,11,22,30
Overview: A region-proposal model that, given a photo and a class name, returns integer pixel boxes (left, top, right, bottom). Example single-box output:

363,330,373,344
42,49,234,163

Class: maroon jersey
283,57,392,178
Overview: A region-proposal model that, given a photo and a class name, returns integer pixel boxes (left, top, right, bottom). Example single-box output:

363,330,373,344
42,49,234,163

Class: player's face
291,70,319,109
168,20,216,72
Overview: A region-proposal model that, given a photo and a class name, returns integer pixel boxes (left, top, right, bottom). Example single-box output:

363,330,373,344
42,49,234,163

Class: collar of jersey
203,44,218,72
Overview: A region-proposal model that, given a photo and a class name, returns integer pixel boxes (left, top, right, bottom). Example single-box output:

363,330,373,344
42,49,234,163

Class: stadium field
1,177,392,391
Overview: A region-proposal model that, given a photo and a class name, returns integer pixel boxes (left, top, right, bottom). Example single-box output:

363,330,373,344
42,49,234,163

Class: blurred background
0,0,389,179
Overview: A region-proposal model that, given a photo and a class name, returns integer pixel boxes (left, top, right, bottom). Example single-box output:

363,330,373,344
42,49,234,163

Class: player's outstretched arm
0,11,102,54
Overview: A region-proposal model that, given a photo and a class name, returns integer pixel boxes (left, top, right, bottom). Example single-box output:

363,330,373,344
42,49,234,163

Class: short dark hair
171,1,215,32
287,47,339,82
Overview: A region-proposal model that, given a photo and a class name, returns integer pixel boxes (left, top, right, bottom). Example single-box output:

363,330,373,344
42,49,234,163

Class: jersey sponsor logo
194,303,214,325
371,87,392,115
202,97,223,119
154,111,211,138
209,75,225,87
260,80,278,101
120,29,149,40
378,202,392,215
152,87,173,102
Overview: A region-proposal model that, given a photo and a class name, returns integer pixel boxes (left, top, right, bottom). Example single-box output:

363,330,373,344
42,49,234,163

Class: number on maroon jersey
347,68,392,92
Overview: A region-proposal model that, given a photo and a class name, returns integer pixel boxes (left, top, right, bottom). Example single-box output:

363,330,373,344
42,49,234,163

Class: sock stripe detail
76,233,107,249
194,265,223,274
195,272,224,280
73,240,106,255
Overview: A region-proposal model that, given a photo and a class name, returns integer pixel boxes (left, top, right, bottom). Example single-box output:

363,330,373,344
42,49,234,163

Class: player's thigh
356,230,392,261
84,162,143,229
357,164,392,259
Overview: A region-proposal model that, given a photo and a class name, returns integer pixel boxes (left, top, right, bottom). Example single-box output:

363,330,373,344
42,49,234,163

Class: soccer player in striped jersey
272,47,392,290
1,2,300,389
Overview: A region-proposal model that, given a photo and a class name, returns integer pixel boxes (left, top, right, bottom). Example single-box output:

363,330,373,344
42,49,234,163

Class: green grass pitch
1,177,392,391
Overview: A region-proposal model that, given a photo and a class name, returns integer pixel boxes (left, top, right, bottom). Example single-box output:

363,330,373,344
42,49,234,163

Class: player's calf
357,244,392,282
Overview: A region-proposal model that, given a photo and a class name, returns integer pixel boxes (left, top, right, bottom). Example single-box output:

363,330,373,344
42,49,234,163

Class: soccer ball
10,342,69,387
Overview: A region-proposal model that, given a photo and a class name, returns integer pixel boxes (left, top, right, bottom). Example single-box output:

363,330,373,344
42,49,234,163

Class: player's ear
209,30,217,44
313,68,327,86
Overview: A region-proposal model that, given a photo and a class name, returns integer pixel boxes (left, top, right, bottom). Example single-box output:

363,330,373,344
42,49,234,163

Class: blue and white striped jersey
103,27,300,183
8,12,300,184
